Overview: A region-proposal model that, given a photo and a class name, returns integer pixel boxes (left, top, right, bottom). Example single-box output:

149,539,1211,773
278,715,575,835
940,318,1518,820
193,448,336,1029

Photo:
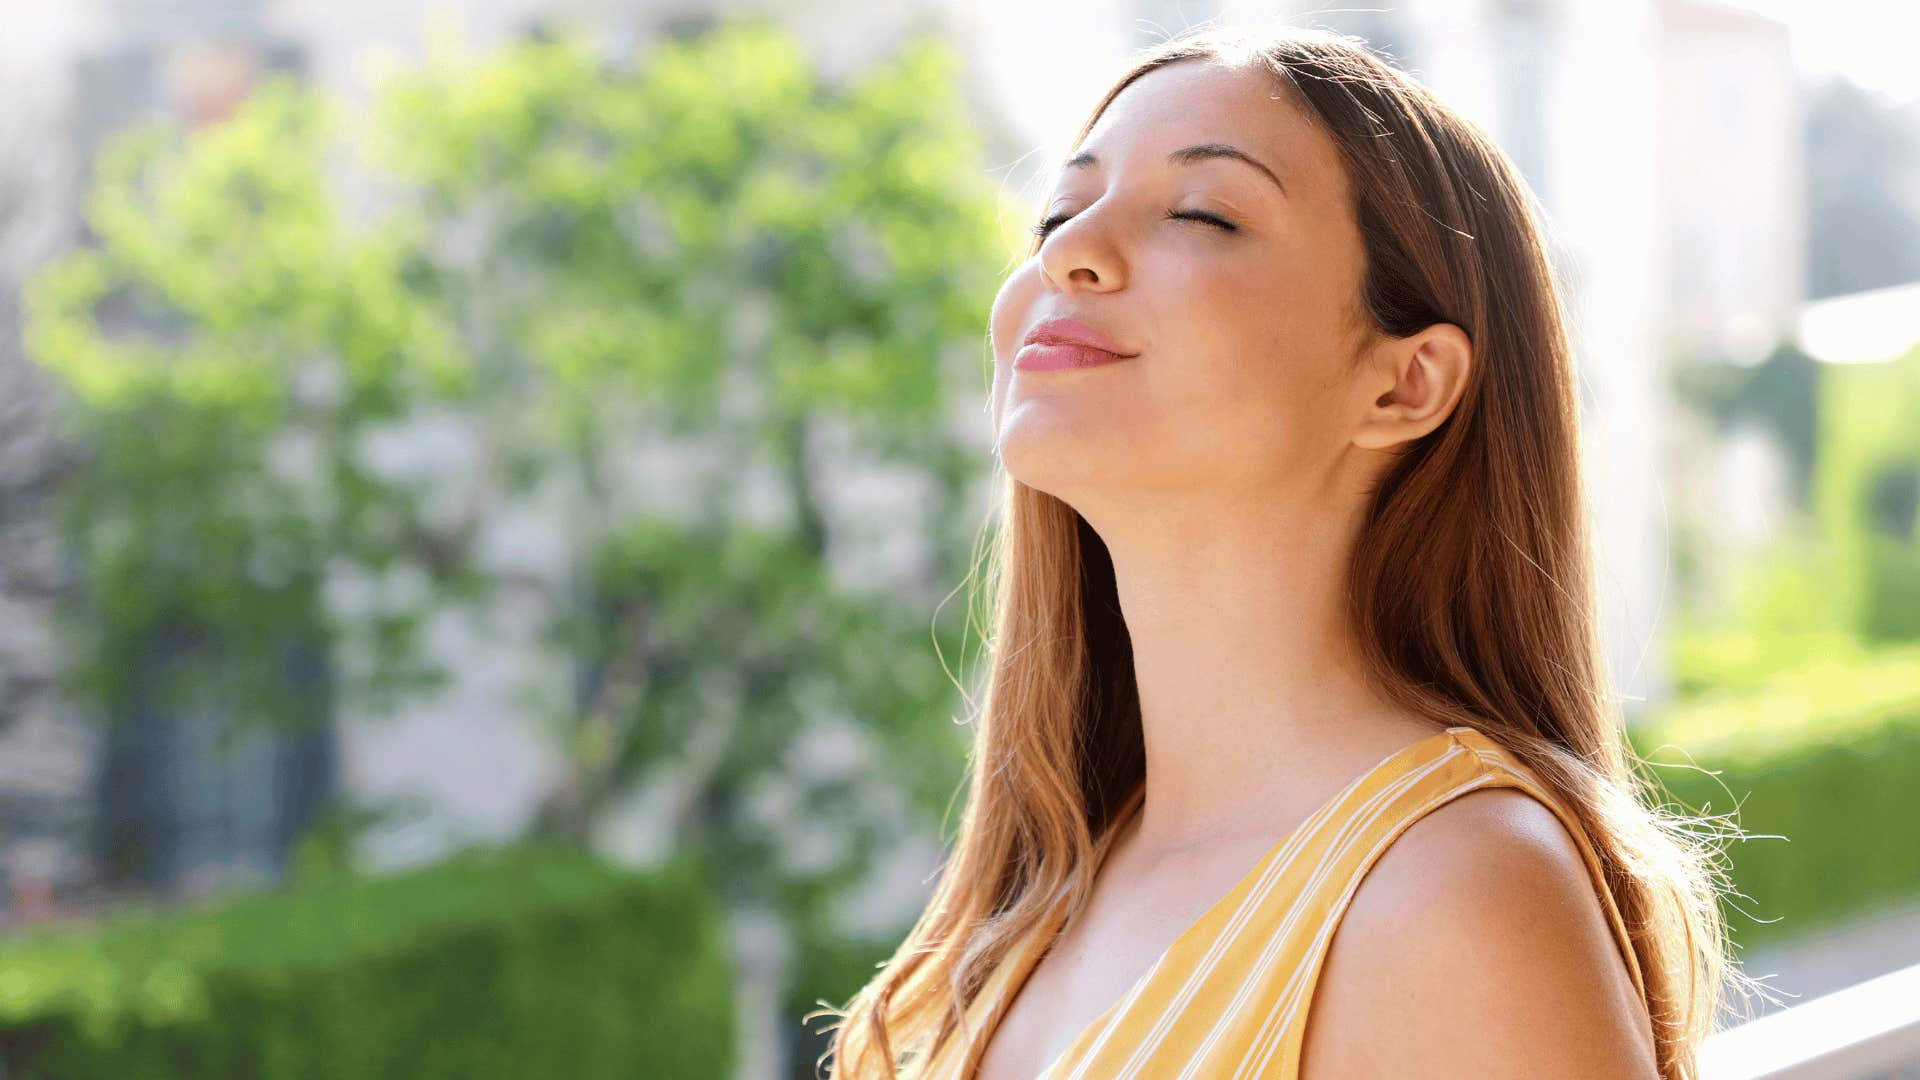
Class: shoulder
1297,787,1659,1080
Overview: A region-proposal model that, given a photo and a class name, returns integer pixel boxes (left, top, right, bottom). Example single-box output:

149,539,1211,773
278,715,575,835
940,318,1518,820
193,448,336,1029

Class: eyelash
1029,207,1239,240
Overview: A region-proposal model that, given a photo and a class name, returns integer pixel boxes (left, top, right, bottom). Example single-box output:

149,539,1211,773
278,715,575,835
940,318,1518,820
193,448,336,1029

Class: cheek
1140,264,1351,469
988,264,1040,365
1186,255,1348,390
987,265,1043,424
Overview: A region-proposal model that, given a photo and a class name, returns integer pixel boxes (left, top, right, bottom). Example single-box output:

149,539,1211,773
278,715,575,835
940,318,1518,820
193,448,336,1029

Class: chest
975,937,1136,1076
968,838,1281,1080
970,925,1156,1080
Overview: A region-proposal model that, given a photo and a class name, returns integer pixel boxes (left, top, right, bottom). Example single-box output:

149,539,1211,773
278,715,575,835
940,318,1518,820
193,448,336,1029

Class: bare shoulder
1297,787,1660,1080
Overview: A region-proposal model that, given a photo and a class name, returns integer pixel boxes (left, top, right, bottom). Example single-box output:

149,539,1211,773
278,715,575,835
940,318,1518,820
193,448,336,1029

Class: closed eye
1164,208,1239,232
1029,207,1240,240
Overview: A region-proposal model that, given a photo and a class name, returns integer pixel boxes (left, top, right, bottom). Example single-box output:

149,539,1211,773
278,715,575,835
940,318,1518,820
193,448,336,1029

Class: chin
994,422,1115,505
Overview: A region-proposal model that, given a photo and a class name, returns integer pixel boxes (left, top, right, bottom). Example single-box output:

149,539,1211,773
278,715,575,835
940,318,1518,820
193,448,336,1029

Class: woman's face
988,59,1378,517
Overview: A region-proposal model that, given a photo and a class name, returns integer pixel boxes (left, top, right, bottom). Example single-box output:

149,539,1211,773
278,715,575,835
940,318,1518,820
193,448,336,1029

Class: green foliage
1669,343,1920,648
364,19,1003,445
1632,641,1920,946
0,847,731,1078
1813,348,1920,642
26,75,471,730
26,14,1011,1054
1663,526,1860,700
1659,342,1920,950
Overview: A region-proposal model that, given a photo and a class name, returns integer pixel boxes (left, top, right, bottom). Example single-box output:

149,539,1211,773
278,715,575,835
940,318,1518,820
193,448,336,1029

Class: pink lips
1015,317,1138,372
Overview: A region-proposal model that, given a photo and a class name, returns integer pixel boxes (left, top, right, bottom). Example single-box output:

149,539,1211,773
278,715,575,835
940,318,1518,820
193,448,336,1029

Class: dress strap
1248,726,1650,1077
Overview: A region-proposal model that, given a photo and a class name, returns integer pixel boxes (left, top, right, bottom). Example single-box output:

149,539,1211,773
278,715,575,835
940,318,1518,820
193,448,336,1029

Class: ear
1352,322,1472,452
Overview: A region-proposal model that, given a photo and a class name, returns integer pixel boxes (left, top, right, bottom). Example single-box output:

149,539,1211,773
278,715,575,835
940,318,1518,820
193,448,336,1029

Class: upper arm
1297,787,1659,1080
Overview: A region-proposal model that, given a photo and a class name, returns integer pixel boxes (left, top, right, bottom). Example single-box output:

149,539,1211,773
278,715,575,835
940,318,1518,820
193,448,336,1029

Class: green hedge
1630,640,1920,947
0,844,731,1079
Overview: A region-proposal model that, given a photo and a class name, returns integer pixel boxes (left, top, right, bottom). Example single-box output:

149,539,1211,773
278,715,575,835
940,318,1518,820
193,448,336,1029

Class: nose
1036,202,1126,293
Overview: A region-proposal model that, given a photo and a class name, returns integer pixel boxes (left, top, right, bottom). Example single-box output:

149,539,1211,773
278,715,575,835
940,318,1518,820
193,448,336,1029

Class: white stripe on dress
1156,753,1484,1080
1235,773,1504,1079
1096,742,1474,1080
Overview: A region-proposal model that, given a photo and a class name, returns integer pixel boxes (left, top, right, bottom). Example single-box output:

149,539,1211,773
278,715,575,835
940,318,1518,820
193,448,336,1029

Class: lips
1016,317,1138,372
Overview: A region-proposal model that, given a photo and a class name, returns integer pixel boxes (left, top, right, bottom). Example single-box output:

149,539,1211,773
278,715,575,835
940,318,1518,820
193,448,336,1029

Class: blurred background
0,1,1915,1077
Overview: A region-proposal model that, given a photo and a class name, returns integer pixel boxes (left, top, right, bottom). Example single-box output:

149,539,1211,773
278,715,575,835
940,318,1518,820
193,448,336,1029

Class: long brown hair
812,24,1763,1079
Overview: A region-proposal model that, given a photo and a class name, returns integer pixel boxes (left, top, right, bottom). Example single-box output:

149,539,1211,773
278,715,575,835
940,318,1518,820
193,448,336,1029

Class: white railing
1701,961,1920,1078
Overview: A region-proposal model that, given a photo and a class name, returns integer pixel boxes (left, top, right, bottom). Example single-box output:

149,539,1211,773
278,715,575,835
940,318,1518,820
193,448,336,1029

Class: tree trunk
727,902,794,1080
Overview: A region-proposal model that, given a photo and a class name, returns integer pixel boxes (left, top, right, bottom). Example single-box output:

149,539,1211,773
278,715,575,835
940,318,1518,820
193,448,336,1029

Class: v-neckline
956,724,1480,1080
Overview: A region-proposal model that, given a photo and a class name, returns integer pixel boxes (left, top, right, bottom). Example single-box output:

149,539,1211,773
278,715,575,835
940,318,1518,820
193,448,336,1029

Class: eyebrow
1063,143,1287,196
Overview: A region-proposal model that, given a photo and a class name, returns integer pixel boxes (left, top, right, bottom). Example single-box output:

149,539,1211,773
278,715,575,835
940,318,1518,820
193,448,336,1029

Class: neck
1091,489,1438,857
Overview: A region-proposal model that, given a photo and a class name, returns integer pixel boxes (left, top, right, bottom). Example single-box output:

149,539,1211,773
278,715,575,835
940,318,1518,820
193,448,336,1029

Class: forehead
1073,59,1337,197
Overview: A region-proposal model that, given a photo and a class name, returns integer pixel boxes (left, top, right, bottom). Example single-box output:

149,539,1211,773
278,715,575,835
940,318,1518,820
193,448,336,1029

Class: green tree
28,17,1010,1065
28,74,471,749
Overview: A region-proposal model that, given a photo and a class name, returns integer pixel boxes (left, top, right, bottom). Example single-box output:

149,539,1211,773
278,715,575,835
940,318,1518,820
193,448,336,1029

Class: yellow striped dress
918,724,1649,1079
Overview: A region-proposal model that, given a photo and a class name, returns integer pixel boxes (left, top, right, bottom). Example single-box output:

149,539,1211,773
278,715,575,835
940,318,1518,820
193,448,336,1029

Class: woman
814,24,1760,1080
